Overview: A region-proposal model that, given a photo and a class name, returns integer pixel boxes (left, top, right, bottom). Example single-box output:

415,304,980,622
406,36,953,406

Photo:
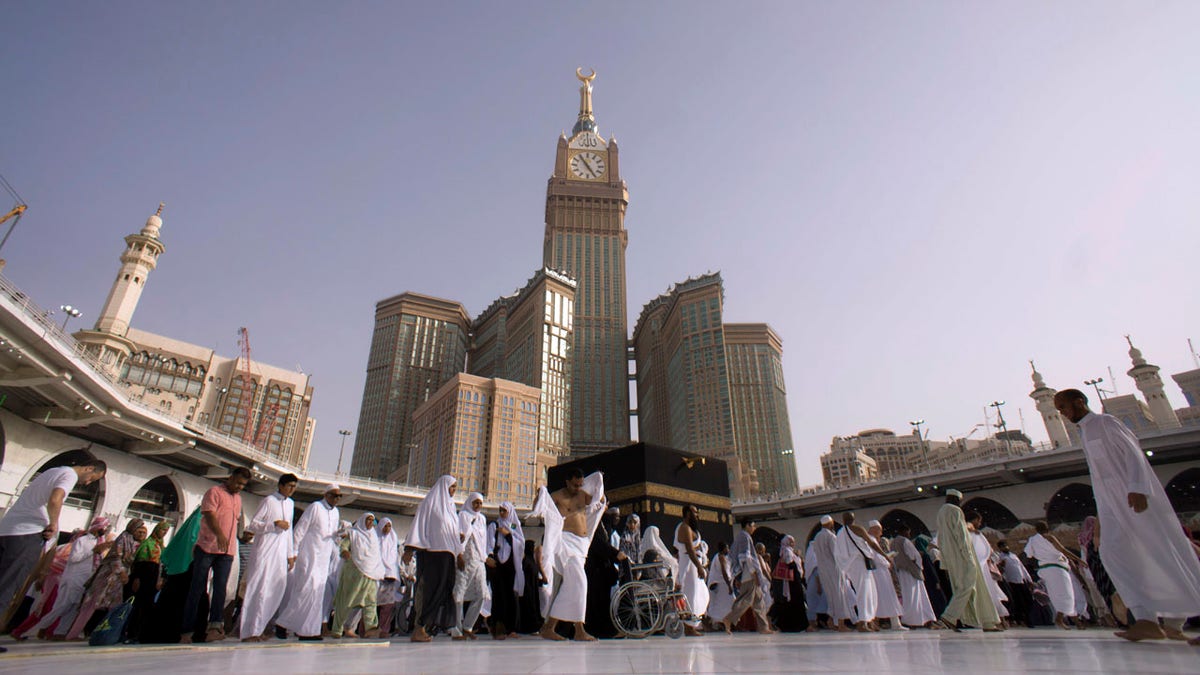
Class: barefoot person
1054,388,1200,643
528,468,606,642
674,505,709,636
936,489,1002,632
239,473,298,642
405,475,463,643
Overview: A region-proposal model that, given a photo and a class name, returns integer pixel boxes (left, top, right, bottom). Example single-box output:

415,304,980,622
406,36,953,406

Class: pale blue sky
3,2,1198,486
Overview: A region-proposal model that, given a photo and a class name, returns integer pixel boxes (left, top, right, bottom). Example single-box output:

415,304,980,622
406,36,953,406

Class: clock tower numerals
569,151,606,180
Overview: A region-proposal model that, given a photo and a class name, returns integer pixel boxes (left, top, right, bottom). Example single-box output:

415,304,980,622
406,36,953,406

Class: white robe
527,472,605,623
239,492,296,639
1025,533,1075,617
1077,412,1200,620
674,524,710,624
812,528,854,622
30,533,97,635
893,536,936,626
453,508,488,603
972,532,1008,618
835,526,878,622
803,544,827,620
707,552,734,621
276,499,340,636
868,536,903,620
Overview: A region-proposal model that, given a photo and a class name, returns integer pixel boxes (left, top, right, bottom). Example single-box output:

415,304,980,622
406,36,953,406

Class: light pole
1083,377,1106,403
909,419,928,468
336,429,352,475
989,401,1012,456
59,304,81,330
527,460,537,499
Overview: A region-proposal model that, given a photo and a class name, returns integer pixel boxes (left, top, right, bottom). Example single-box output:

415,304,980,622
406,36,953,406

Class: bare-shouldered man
540,468,600,641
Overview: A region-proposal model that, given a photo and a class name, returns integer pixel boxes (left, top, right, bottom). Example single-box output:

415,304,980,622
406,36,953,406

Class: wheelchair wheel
610,580,664,638
664,613,684,639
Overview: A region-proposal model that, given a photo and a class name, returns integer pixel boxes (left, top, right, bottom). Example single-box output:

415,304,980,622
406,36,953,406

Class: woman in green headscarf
125,521,172,643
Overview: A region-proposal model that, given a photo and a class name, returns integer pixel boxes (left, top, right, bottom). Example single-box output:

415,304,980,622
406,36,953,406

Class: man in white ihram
1054,387,1200,644
835,512,880,631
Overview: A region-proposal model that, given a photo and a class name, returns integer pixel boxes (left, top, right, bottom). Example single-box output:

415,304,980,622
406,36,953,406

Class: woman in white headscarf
332,513,386,638
406,475,463,643
486,501,525,639
639,525,678,579
375,517,401,637
452,491,488,639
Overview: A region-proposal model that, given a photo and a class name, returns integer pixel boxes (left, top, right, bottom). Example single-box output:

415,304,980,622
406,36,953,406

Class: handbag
89,597,135,646
848,531,876,571
772,558,794,581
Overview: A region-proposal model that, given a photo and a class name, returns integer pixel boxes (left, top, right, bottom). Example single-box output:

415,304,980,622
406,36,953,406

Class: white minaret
1028,360,1074,448
94,203,166,337
1126,336,1181,429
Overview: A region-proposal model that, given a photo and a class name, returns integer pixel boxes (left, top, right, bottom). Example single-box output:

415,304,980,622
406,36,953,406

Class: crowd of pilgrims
8,464,1199,646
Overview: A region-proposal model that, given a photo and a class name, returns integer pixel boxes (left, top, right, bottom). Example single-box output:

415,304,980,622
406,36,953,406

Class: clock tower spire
544,69,631,457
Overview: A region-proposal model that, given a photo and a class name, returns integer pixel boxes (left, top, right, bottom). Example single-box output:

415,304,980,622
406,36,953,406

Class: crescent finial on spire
576,67,596,84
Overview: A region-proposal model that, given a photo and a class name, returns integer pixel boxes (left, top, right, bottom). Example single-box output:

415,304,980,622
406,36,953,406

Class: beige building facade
402,373,542,503
76,205,315,467
470,268,575,475
351,292,471,481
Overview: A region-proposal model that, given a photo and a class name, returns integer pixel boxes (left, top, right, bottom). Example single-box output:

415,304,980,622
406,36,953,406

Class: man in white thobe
866,520,907,631
238,474,298,641
835,512,879,631
1024,522,1081,628
811,516,854,631
674,505,709,635
891,524,937,627
1055,388,1200,644
452,492,487,639
276,484,342,640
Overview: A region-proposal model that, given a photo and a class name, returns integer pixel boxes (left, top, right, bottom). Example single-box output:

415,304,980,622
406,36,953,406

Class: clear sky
3,2,1198,487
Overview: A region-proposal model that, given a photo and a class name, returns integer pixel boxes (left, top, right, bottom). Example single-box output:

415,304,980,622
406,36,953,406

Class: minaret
1028,360,1074,448
94,203,166,336
76,204,166,369
1126,336,1181,429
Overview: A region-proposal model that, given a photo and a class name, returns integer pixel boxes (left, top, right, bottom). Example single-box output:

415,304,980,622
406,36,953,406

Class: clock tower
543,69,631,456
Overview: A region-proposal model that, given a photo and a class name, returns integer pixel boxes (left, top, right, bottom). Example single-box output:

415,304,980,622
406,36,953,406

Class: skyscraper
723,323,799,495
469,268,575,482
350,292,470,481
632,273,739,487
542,70,630,456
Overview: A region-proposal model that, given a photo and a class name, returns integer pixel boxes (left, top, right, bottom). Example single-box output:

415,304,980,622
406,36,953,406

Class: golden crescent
576,67,596,83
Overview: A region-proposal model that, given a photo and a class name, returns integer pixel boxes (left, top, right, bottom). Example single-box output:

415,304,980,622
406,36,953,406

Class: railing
0,273,432,501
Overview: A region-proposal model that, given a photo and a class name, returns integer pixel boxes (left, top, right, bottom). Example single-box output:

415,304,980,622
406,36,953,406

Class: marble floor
0,629,1196,674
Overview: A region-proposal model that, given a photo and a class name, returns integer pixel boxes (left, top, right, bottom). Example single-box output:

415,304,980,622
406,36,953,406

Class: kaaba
547,442,736,547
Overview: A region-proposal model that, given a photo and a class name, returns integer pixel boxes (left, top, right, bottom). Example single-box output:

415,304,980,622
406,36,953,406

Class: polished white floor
1,629,1197,674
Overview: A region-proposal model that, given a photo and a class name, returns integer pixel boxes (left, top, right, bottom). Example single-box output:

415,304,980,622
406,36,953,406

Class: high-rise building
402,373,541,503
542,70,630,456
633,273,746,496
77,205,316,467
723,323,799,495
469,268,575,481
351,292,470,481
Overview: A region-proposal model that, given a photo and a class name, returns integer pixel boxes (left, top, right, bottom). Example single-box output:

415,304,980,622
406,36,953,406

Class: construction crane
0,172,28,254
252,402,280,450
236,327,258,444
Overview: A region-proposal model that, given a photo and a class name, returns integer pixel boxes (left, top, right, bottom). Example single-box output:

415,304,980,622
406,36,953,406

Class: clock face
569,151,606,180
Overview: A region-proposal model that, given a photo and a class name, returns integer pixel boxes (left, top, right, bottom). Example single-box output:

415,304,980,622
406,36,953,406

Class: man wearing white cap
935,489,1001,631
277,483,342,640
811,515,854,631
835,512,881,631
866,520,907,631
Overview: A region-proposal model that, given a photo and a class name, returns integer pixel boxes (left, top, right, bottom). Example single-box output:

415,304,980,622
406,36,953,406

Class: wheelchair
609,561,695,639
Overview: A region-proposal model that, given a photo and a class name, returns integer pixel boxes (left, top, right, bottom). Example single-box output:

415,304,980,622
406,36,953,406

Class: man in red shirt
181,467,251,643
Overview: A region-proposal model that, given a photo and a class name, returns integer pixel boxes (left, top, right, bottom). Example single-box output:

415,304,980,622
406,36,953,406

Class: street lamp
336,429,352,475
909,419,928,468
989,401,1012,456
59,305,81,330
1083,377,1106,403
